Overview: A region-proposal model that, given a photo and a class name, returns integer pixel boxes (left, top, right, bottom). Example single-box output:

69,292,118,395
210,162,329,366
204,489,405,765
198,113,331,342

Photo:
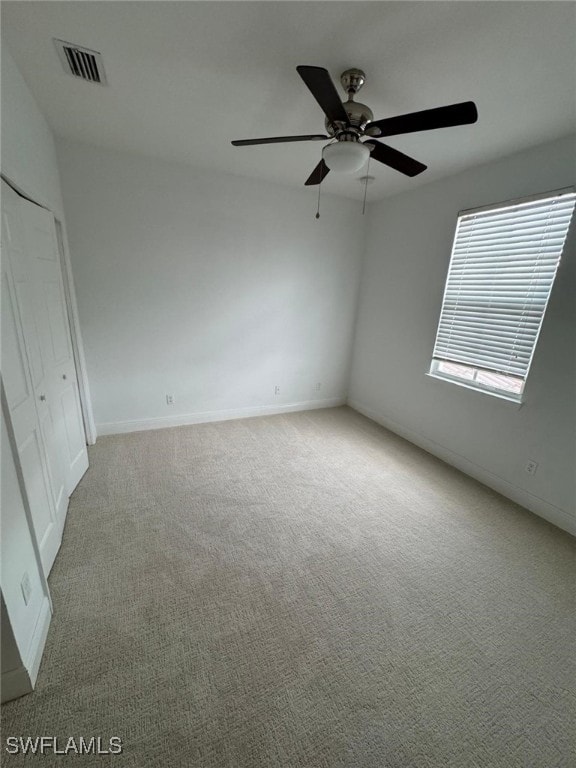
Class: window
430,189,575,402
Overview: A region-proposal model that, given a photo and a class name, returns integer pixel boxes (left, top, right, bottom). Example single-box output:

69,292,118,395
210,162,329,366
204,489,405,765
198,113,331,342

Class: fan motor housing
326,100,374,137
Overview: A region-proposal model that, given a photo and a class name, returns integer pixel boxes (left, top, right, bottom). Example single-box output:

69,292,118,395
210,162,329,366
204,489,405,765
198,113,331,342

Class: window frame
428,186,575,403
427,360,525,404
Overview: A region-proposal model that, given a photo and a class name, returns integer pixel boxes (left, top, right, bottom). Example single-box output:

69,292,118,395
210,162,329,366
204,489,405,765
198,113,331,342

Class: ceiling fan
231,66,478,186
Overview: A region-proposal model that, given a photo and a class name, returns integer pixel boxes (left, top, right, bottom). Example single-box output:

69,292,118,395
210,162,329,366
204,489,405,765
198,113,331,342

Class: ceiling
2,1,575,202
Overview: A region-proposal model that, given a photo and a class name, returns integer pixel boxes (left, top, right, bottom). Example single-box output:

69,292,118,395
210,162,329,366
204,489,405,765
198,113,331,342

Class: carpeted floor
2,406,575,767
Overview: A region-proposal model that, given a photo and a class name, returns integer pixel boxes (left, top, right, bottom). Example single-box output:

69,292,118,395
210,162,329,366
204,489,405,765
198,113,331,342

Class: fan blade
369,101,478,138
232,134,328,146
364,140,427,177
304,159,330,186
296,66,350,125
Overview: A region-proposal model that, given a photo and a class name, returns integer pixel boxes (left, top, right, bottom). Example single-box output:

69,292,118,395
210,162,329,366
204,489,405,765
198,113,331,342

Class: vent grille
54,39,107,84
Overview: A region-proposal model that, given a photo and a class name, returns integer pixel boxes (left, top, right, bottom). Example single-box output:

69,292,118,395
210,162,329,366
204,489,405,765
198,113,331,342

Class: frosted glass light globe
323,142,370,173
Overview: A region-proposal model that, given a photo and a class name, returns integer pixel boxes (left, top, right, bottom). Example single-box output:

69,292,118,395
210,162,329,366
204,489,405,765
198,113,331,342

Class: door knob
39,395,46,401
62,374,67,380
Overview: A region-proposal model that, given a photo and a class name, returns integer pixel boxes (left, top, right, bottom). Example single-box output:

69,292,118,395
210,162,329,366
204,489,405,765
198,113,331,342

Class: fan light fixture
323,141,370,173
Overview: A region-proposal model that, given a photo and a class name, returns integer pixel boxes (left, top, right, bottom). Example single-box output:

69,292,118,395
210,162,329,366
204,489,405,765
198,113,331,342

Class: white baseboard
1,665,32,704
96,397,346,437
24,596,52,687
348,399,576,537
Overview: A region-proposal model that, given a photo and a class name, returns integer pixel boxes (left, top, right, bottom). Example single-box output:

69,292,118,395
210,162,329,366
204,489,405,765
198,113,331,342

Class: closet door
19,198,89,494
1,184,63,575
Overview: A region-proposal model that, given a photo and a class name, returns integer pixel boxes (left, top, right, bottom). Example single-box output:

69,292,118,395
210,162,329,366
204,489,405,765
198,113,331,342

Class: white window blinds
431,189,575,397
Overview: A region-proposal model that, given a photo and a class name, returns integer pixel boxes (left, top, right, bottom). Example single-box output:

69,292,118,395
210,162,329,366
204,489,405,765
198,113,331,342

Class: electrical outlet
315,382,322,392
274,385,280,395
21,572,32,605
525,460,539,476
166,394,174,405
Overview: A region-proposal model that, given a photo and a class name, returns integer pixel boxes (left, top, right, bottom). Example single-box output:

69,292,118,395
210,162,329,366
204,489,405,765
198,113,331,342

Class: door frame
1,173,96,445
53,219,96,445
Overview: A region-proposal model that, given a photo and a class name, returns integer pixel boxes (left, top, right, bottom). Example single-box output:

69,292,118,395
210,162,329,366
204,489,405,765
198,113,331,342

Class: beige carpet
2,406,575,767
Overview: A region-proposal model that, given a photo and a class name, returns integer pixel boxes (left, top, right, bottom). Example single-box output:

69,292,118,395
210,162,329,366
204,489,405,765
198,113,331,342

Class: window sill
426,372,524,407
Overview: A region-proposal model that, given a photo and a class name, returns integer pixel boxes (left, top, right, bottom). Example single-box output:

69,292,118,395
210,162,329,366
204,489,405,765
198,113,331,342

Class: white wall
349,135,576,534
56,139,365,434
1,47,65,217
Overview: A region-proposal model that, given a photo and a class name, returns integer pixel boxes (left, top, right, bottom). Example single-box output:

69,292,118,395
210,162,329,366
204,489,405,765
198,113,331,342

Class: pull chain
316,175,322,219
362,156,371,215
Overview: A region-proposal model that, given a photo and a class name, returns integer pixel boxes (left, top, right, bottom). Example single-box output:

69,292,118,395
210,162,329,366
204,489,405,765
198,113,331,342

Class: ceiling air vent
54,39,107,85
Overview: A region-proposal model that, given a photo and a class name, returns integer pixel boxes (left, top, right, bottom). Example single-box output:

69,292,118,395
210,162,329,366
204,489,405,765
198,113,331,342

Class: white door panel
60,380,88,485
2,180,89,575
19,431,54,546
13,280,46,391
44,279,72,365
10,205,67,529
1,278,30,411
36,401,66,521
23,205,59,263
18,194,89,498
1,189,61,576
